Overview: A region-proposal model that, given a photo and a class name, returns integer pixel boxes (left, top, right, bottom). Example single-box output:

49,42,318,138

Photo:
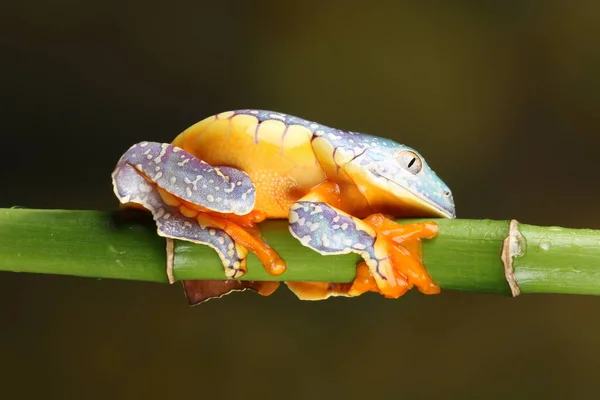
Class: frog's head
338,133,456,219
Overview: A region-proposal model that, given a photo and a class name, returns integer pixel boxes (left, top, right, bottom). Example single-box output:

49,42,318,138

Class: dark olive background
2,1,600,399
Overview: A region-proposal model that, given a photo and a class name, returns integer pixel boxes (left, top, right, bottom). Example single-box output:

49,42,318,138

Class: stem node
501,219,525,297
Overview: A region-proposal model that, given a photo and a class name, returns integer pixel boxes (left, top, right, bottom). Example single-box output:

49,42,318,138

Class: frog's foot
288,181,439,300
362,213,441,296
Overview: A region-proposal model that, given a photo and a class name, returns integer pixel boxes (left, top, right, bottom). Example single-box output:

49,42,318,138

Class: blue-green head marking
315,129,456,219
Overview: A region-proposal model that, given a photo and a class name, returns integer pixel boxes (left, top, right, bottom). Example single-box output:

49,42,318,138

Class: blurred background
2,1,600,398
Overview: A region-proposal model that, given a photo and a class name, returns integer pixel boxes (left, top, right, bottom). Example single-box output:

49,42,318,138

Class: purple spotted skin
289,201,392,279
115,141,256,215
112,161,248,278
288,201,374,254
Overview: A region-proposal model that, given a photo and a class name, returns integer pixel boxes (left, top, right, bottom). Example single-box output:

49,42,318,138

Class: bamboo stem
1,208,599,297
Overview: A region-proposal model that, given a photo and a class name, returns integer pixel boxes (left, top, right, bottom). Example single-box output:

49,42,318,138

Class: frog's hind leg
287,181,439,300
112,143,280,304
115,141,287,278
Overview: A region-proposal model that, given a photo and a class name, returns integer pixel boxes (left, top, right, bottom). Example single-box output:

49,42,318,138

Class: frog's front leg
111,142,281,303
287,181,440,300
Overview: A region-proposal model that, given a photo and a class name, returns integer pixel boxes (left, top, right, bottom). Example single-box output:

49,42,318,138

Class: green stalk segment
516,223,600,295
1,208,600,297
0,208,168,283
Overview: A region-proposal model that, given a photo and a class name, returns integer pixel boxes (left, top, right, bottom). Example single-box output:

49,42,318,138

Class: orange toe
348,262,379,296
362,214,440,297
256,281,281,296
364,214,439,241
195,213,287,276
389,242,440,295
364,236,412,298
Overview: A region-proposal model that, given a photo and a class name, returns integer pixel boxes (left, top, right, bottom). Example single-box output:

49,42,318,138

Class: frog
111,109,455,304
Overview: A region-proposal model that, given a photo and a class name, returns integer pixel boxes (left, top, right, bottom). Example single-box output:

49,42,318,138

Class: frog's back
171,110,327,218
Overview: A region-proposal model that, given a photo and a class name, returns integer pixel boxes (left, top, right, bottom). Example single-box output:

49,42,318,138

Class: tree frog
112,110,455,304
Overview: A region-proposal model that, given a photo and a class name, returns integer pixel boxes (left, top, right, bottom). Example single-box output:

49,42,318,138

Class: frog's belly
172,112,326,218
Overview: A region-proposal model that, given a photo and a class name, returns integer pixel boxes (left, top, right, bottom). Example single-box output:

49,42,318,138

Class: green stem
1,208,599,296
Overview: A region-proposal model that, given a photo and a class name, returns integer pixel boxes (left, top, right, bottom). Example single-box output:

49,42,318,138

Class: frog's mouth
368,169,456,219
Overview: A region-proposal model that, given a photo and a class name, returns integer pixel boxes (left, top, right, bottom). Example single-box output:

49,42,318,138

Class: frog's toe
346,262,379,296
360,236,413,298
364,214,441,296
388,241,440,294
224,256,246,279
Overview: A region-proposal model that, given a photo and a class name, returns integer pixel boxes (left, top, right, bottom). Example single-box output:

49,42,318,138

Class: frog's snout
437,188,456,219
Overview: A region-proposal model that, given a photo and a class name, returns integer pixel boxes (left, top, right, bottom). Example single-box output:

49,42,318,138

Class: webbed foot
287,182,439,300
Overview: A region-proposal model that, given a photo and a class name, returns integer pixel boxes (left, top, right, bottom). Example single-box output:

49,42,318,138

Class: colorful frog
112,110,455,304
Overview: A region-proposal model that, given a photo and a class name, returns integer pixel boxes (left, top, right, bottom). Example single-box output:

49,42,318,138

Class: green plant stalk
1,208,600,296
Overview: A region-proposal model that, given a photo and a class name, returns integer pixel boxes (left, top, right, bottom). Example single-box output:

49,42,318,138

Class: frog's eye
396,150,422,174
